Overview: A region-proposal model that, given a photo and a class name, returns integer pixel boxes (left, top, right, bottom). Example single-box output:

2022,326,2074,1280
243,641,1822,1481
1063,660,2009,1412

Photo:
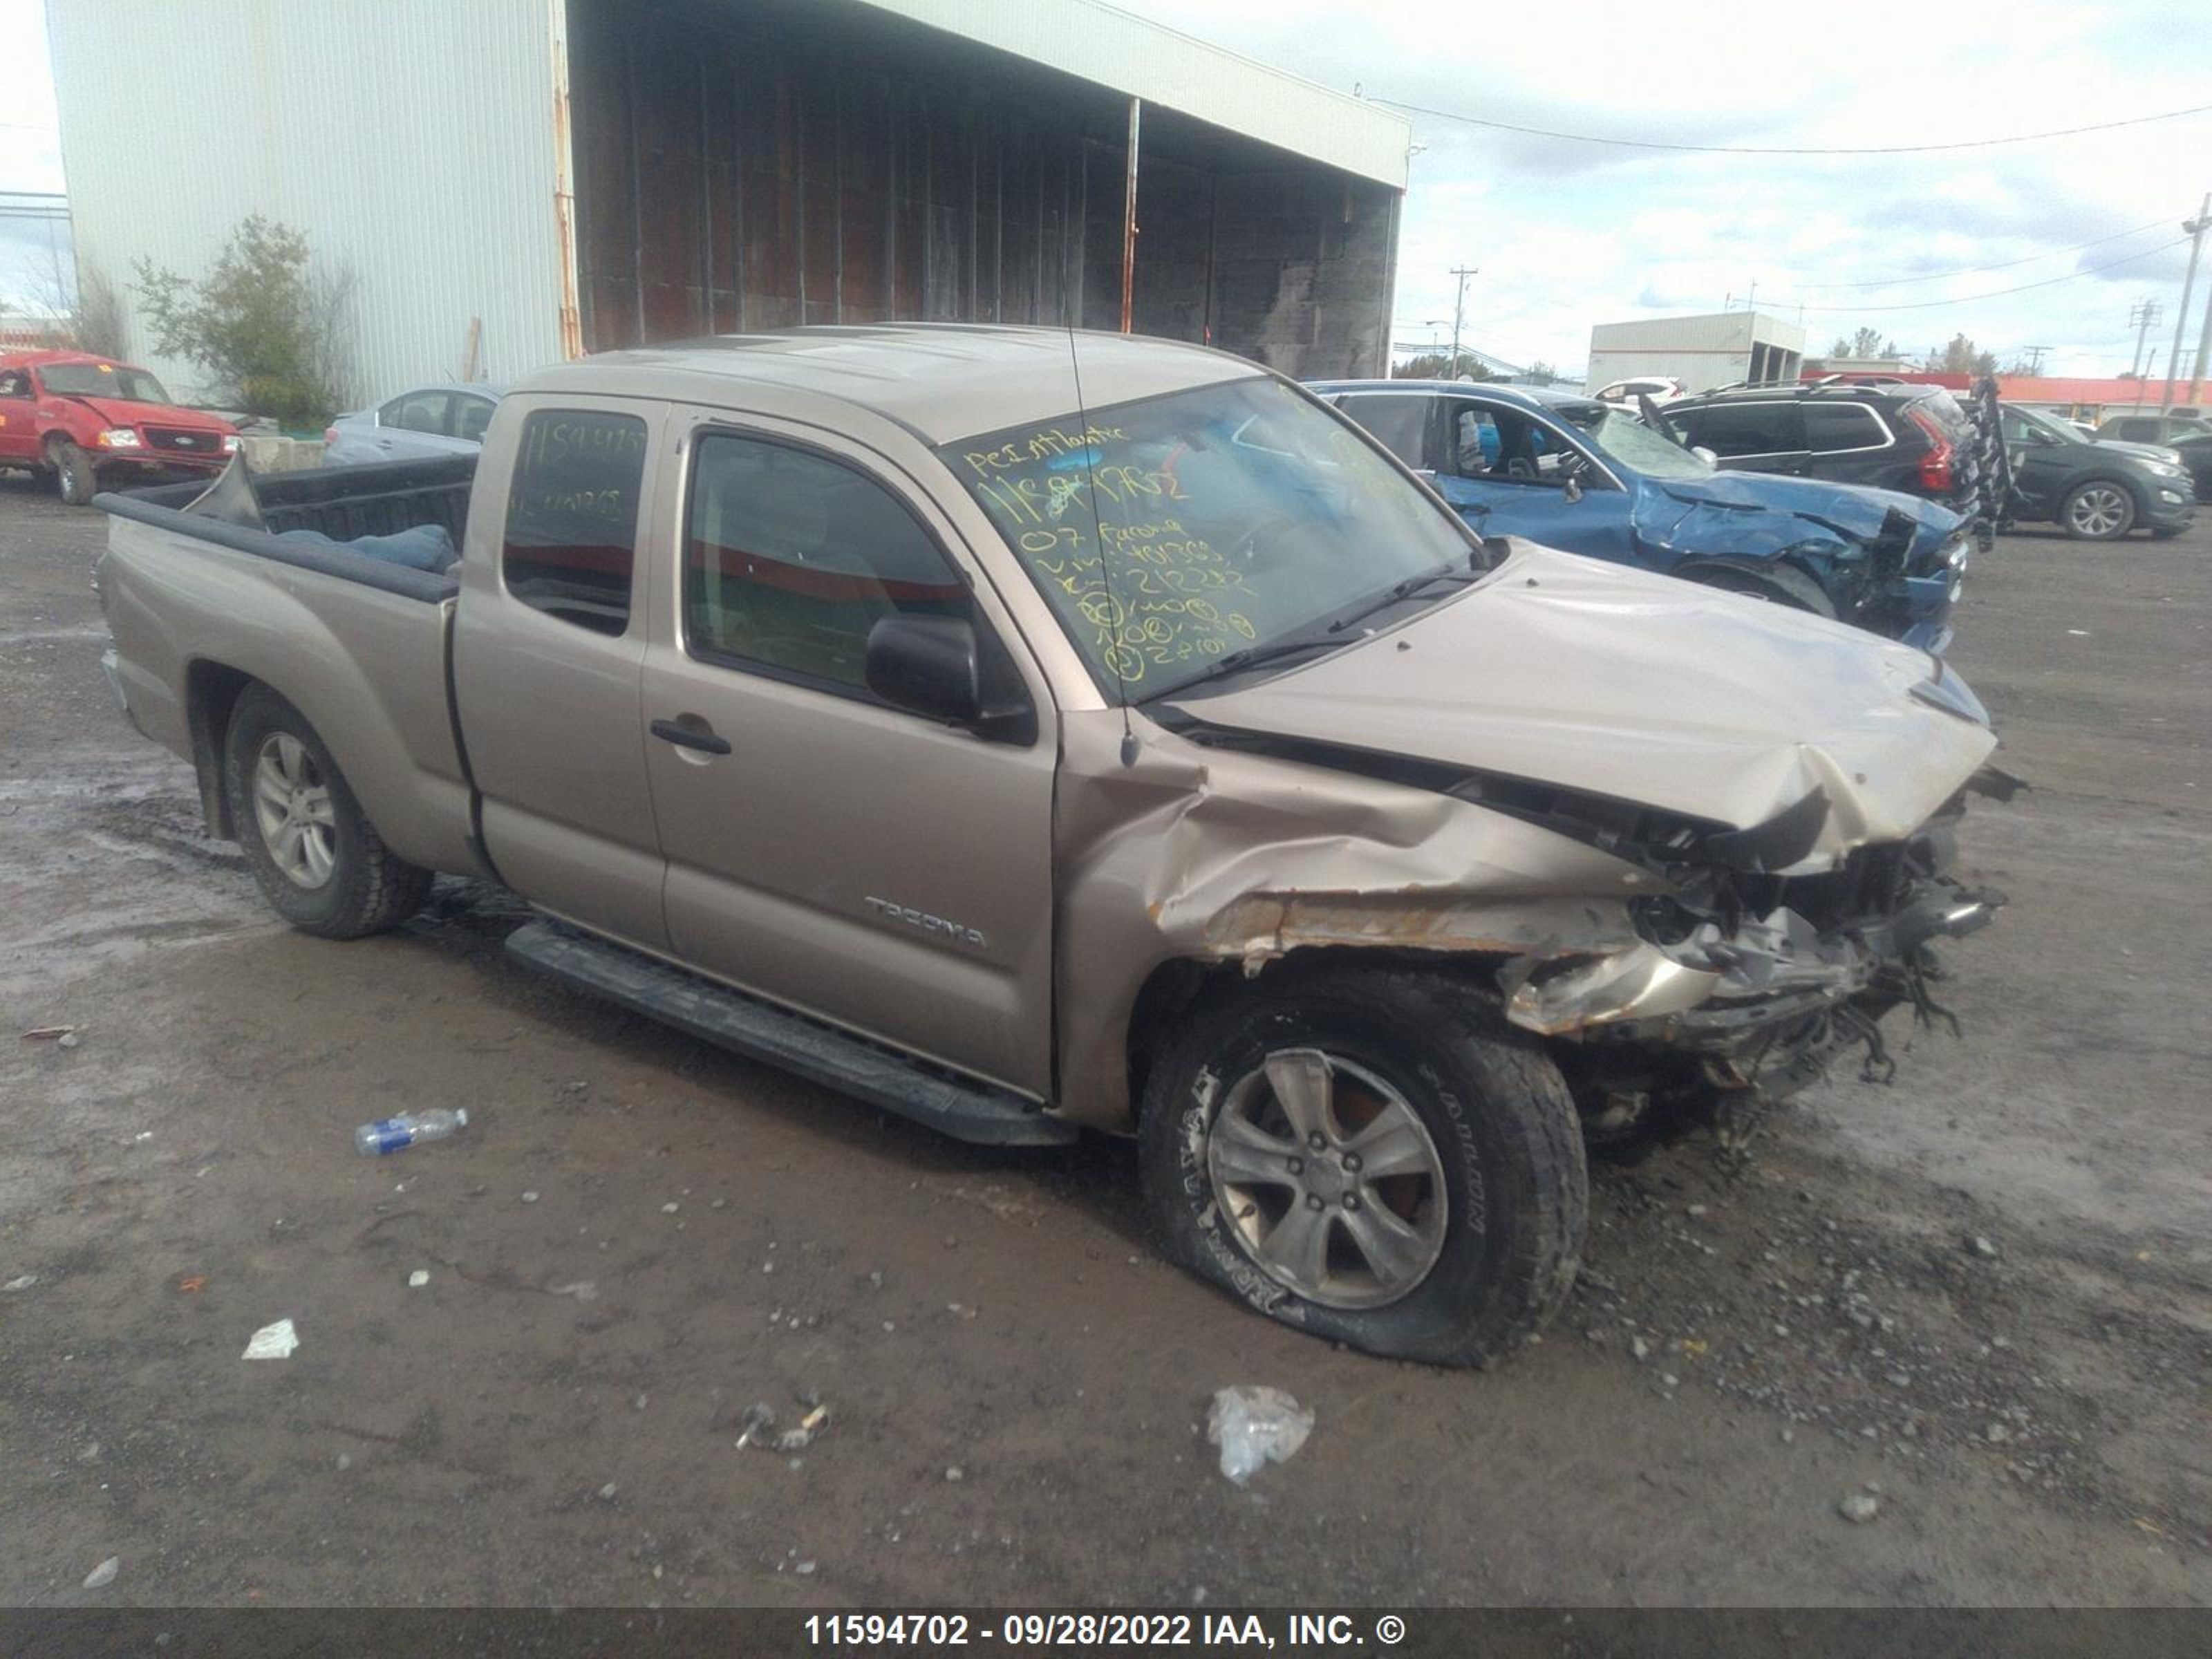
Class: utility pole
1447,266,1479,379
2190,274,2212,405
2128,299,2162,379
2021,345,2048,374
2159,192,2210,413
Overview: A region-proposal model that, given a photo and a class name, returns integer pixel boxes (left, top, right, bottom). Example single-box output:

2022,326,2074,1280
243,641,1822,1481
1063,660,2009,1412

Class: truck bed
95,456,485,879
100,455,474,604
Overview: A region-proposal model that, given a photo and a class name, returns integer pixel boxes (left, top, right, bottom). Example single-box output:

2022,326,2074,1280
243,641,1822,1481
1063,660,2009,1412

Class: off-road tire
1138,964,1586,1367
1689,562,1837,618
2059,480,2135,541
48,438,97,507
222,684,433,938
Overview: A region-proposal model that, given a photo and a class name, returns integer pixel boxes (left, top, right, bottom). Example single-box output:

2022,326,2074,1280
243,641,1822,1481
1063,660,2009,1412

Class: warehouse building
1584,309,1806,397
48,0,1409,405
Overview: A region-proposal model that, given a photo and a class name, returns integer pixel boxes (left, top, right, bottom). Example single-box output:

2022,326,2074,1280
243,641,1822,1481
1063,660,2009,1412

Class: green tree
1394,350,1498,381
1828,326,1900,359
132,216,355,427
1927,332,1999,375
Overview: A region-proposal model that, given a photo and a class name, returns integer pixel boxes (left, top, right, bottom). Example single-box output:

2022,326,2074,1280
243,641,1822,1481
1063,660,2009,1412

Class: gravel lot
1,475,2206,1610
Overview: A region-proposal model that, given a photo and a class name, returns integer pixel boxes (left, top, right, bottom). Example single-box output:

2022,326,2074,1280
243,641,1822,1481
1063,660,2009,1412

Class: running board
504,920,1075,1147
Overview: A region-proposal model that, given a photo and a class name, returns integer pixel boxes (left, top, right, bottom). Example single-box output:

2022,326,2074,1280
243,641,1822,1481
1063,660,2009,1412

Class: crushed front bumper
1503,874,2003,1096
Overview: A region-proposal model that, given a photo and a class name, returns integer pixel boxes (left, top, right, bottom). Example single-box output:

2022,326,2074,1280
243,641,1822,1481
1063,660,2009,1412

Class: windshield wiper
1324,566,1481,635
1146,566,1479,702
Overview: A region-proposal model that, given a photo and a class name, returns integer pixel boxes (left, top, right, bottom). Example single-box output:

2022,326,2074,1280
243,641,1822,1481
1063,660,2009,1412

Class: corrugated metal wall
568,0,1400,378
48,0,566,409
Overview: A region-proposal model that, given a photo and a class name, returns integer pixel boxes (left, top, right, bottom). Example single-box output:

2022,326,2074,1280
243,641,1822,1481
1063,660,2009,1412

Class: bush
133,216,356,427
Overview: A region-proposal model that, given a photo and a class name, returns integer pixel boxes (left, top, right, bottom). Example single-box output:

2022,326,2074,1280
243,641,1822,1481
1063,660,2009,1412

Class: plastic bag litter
1206,1386,1313,1485
242,1318,299,1360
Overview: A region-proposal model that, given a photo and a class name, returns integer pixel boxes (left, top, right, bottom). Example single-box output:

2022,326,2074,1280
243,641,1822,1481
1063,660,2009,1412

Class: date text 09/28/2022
803,1611,1409,1647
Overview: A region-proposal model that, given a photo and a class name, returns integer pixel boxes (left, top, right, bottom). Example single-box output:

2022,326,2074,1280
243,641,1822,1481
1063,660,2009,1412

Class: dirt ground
1,477,2206,1612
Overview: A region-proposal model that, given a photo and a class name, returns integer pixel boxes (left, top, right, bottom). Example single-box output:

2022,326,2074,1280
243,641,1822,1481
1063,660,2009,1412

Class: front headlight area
96,427,142,449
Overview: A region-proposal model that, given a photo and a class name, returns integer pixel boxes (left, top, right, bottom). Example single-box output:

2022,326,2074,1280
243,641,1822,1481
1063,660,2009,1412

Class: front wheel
48,439,97,507
2061,481,2135,540
222,684,433,938
1138,965,1586,1367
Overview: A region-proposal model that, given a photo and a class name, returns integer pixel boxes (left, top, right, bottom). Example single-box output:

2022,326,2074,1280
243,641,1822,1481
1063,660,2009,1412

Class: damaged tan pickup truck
95,326,2011,1365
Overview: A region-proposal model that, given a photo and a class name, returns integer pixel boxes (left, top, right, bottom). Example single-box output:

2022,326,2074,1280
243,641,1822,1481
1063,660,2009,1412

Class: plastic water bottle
353,1108,469,1156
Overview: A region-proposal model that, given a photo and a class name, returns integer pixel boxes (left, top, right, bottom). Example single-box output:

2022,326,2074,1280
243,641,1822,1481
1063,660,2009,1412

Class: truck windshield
939,376,1475,700
40,363,175,404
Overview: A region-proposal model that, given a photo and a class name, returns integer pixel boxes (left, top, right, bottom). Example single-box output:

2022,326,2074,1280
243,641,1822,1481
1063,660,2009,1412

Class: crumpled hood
1163,541,1998,865
1635,467,1959,553
60,395,234,433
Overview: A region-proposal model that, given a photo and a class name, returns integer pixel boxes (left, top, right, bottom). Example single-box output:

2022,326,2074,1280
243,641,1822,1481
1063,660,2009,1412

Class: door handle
651,718,731,756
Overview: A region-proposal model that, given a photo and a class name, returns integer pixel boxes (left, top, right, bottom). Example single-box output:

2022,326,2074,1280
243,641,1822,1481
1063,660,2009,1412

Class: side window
502,409,649,637
455,396,496,443
0,368,30,399
1446,406,1501,476
384,390,452,434
1802,404,1886,453
684,433,970,696
1337,394,1434,469
1694,402,1799,457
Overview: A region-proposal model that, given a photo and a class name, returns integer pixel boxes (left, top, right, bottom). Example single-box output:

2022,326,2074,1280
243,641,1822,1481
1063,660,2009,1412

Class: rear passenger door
636,413,1058,1096
1675,400,1809,475
451,396,671,950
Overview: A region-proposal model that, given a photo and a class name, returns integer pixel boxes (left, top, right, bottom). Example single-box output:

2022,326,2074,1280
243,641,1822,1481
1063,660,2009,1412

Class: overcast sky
5,0,2206,378
1111,0,2212,377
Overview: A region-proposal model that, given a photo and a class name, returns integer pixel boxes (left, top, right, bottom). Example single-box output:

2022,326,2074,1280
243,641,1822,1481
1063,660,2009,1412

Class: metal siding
47,0,566,410
1584,312,1809,395
850,0,1408,189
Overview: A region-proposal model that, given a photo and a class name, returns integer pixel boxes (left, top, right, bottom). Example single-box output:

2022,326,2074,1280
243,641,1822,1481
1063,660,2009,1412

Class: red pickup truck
0,349,240,505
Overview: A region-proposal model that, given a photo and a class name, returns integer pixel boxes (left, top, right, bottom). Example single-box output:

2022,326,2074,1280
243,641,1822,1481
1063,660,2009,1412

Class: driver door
1426,400,1634,561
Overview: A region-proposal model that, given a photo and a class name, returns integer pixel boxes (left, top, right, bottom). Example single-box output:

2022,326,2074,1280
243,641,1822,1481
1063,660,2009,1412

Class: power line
1793,237,2191,313
1368,96,2212,155
1795,218,2175,289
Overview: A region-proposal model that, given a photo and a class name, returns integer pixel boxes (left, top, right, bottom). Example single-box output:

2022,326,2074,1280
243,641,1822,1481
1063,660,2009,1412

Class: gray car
324,383,503,465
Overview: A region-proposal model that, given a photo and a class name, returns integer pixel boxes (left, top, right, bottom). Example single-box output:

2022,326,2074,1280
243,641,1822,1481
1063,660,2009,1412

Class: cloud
1118,0,2212,377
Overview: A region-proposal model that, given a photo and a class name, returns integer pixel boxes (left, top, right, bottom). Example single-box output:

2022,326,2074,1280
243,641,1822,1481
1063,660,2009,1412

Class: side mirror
1691,445,1718,466
865,615,1031,742
1561,474,1584,503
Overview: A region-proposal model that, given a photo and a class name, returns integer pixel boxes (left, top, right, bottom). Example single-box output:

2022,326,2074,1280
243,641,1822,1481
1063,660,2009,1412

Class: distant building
49,0,1409,404
1584,310,1806,396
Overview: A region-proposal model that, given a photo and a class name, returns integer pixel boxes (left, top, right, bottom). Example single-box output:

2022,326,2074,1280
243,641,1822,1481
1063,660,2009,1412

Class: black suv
1660,380,1984,527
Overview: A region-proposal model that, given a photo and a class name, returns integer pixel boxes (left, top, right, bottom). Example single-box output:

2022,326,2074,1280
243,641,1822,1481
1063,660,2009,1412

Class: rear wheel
222,684,433,938
1688,562,1838,618
2060,481,2135,540
1138,964,1586,1367
48,438,96,507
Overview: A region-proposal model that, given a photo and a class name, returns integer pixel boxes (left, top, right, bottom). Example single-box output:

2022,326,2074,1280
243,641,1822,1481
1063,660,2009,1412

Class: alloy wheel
1206,1048,1449,1309
252,732,337,888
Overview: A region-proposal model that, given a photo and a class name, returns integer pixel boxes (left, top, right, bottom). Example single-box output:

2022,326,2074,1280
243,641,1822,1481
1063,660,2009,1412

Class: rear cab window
501,409,650,636
1331,393,1433,470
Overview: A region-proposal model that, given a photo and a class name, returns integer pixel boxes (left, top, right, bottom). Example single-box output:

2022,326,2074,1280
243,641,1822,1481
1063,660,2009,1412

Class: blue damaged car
1309,379,1969,652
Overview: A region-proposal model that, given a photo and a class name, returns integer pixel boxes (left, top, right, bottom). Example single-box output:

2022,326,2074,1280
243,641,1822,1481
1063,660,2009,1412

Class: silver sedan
324,384,503,465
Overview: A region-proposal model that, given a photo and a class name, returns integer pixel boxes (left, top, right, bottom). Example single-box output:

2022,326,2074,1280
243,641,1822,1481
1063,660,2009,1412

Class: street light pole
2159,192,2209,413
